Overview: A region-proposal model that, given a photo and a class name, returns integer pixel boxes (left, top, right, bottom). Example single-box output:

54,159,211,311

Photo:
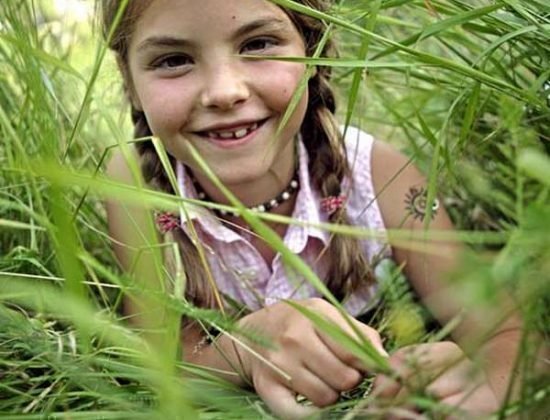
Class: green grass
1,0,549,418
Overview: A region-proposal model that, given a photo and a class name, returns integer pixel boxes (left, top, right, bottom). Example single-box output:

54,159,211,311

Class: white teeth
206,121,260,140
234,129,248,139
218,131,235,139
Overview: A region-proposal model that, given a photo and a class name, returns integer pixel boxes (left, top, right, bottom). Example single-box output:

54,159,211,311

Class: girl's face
127,0,309,192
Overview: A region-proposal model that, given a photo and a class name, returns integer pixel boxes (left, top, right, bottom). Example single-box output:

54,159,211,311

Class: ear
116,55,143,111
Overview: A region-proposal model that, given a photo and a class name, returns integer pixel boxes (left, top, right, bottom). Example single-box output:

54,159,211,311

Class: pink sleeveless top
176,127,390,316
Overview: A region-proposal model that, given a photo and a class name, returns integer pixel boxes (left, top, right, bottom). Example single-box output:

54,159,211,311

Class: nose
200,61,250,110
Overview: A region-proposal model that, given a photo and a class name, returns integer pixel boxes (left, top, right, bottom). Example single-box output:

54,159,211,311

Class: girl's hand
373,341,499,419
236,298,388,419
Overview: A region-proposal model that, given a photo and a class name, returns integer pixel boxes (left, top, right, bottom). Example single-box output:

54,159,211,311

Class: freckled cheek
138,80,194,137
254,63,308,110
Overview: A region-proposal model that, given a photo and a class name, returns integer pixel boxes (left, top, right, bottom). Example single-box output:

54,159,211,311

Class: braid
131,108,167,191
302,74,375,302
286,0,375,301
131,107,217,311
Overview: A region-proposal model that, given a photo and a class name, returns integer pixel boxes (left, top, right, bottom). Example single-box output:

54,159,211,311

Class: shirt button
265,297,277,306
236,268,257,281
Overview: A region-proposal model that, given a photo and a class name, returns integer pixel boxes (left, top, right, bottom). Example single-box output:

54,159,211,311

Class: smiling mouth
198,119,267,141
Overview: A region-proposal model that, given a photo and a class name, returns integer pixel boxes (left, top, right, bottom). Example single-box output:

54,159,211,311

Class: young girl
101,0,522,417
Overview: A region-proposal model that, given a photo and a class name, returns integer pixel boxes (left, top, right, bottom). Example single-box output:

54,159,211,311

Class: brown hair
100,0,373,310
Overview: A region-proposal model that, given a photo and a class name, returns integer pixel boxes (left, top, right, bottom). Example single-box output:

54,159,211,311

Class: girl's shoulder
368,135,454,234
371,139,429,231
341,127,439,231
104,148,160,273
105,147,141,185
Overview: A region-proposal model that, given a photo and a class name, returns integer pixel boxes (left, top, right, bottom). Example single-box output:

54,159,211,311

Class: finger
384,380,438,420
354,321,389,358
432,352,487,398
385,342,465,392
372,372,402,399
425,360,479,400
424,374,463,401
394,342,463,374
290,366,340,408
256,378,318,419
318,321,388,372
372,352,422,409
302,339,363,391
440,385,498,416
427,359,493,409
374,349,419,401
372,374,420,420
378,353,446,402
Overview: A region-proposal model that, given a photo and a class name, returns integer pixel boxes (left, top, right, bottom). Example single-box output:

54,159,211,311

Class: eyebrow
135,17,290,53
233,17,289,39
136,36,191,53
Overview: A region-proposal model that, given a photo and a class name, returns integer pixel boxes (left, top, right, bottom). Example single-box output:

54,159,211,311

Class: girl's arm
105,150,206,351
370,140,523,404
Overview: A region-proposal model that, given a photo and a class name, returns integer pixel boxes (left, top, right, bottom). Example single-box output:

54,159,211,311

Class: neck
189,143,298,218
191,167,299,219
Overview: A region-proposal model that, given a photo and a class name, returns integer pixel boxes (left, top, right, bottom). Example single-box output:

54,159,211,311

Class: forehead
130,0,294,43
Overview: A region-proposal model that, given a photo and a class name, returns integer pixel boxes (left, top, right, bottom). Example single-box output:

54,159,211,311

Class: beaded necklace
191,173,300,218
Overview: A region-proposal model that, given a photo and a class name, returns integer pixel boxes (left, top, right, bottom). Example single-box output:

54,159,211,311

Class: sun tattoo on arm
404,186,440,221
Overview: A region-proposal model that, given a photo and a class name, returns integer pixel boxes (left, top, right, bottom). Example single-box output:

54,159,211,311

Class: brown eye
241,37,278,53
153,54,193,69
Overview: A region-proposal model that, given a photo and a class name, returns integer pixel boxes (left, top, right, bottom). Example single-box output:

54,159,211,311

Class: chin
215,166,266,187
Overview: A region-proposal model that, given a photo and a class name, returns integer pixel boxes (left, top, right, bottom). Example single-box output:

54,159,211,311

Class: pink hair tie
155,212,180,234
320,195,346,216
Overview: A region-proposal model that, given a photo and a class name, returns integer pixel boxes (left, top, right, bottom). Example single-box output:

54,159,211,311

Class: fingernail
378,345,389,358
